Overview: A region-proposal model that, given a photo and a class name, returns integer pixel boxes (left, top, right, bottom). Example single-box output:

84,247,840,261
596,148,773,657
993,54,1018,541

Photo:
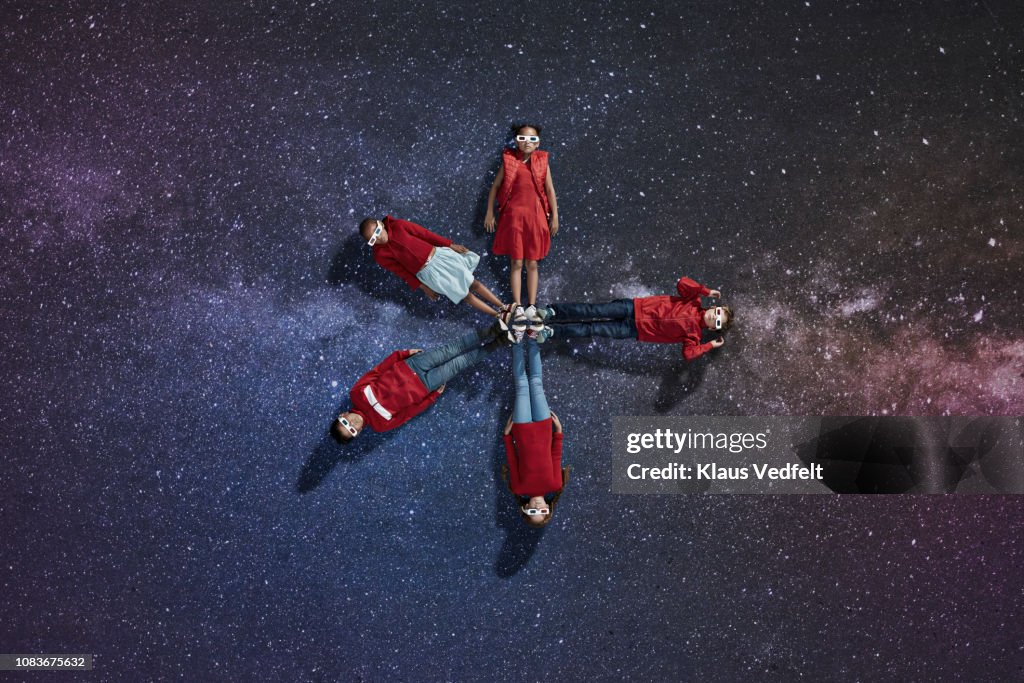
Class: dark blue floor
3,1,1023,679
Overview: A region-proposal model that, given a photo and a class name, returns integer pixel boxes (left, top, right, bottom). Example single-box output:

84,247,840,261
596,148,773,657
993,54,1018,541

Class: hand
549,217,559,237
707,289,721,299
504,414,514,435
407,349,423,355
550,411,563,433
711,337,725,349
421,284,439,301
436,383,446,394
484,213,496,233
450,243,469,254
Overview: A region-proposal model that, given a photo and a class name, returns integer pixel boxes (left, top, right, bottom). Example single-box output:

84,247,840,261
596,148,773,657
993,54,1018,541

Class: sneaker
511,305,528,337
535,306,555,322
524,305,543,323
535,325,554,344
495,317,517,344
498,303,517,326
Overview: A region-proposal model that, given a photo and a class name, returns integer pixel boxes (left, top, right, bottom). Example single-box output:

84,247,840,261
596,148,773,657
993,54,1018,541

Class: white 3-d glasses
367,221,384,247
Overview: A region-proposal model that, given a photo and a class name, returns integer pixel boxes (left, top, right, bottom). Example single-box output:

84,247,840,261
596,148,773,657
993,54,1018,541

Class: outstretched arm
676,277,711,301
682,338,721,362
503,432,522,492
484,168,504,232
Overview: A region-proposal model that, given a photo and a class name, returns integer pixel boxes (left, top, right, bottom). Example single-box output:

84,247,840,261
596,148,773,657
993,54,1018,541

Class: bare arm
484,168,504,232
545,168,559,236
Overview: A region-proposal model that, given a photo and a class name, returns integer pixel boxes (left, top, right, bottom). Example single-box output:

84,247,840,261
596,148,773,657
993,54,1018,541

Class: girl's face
515,127,540,154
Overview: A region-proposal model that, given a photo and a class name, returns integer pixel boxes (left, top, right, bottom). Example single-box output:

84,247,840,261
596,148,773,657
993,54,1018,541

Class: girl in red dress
484,123,560,323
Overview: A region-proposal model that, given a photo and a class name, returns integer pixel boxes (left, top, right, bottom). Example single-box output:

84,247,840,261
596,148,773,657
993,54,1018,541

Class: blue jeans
550,299,638,340
406,326,496,392
512,339,549,423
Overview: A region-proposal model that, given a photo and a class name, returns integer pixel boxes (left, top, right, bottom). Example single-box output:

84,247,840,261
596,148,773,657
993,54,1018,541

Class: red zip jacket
349,350,442,432
633,277,714,361
503,417,564,496
372,216,452,290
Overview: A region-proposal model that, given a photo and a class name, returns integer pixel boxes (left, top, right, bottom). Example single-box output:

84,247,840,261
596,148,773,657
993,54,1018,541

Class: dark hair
501,464,570,527
358,217,378,239
510,122,543,137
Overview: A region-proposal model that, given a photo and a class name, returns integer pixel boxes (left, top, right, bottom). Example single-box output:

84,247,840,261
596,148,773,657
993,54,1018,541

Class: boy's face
704,306,729,330
364,219,388,245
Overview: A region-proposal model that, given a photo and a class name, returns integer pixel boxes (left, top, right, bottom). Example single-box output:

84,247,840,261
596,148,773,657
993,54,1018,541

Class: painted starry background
3,0,1024,680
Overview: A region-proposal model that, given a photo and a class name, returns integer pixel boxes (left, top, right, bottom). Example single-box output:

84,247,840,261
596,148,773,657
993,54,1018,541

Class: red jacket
372,216,452,290
633,277,714,361
349,350,441,432
504,417,564,496
499,148,550,215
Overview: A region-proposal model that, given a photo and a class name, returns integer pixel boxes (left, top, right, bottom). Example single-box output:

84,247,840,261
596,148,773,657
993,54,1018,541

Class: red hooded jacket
504,417,564,496
633,277,715,361
349,350,442,432
372,216,452,290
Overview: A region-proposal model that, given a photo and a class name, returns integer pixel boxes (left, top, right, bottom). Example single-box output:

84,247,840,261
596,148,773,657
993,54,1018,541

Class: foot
498,303,517,326
535,325,554,344
524,305,543,323
535,306,555,322
511,305,528,340
494,318,517,344
512,305,528,326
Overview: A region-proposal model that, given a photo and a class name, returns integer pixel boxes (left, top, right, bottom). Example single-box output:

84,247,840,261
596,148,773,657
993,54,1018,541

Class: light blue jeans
406,326,496,392
512,339,549,423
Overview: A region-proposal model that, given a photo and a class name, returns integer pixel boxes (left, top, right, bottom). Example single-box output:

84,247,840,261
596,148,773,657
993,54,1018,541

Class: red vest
499,148,550,214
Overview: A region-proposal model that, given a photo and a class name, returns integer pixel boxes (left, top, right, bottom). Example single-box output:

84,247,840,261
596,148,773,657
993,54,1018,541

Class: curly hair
510,122,543,137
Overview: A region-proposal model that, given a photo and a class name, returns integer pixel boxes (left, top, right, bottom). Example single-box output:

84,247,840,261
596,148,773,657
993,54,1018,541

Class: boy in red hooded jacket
536,277,733,361
332,322,507,441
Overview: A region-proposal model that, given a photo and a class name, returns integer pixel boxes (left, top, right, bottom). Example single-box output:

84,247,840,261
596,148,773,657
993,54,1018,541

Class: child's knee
526,260,539,272
511,258,524,269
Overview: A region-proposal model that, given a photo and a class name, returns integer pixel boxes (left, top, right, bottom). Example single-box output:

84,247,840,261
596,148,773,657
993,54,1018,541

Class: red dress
492,149,551,260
